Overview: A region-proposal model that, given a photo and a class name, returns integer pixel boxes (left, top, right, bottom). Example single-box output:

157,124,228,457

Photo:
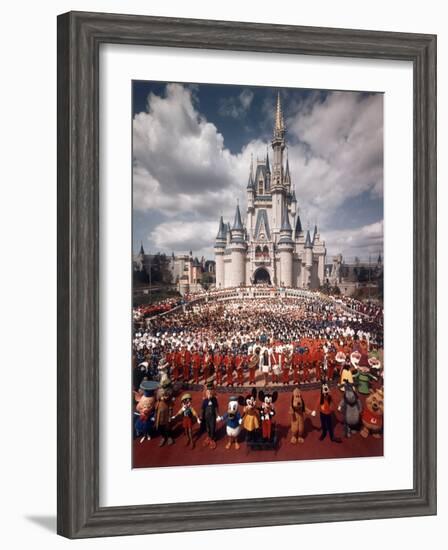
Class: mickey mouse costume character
258,390,278,440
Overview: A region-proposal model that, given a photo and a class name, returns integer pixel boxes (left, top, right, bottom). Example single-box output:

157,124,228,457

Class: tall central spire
274,92,285,136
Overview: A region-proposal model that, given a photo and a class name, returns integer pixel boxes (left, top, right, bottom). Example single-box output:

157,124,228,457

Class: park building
214,93,326,289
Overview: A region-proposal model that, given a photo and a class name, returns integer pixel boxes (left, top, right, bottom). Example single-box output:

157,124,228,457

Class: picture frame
57,10,437,538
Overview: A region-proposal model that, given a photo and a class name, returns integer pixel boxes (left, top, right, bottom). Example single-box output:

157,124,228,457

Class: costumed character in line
289,387,316,444
360,388,384,439
316,380,340,443
154,378,175,447
337,381,362,438
240,388,260,443
200,382,219,449
258,390,278,440
339,356,355,390
172,393,200,449
218,396,242,450
352,354,379,395
134,380,158,443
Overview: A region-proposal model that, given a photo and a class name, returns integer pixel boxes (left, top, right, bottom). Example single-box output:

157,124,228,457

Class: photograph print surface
132,81,384,469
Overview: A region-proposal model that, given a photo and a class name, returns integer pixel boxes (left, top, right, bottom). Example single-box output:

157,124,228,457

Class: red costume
192,351,201,384
224,354,234,386
235,355,244,386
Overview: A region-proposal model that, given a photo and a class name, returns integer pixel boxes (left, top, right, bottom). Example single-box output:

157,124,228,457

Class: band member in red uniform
302,361,310,384
271,346,281,384
327,357,335,381
192,349,201,385
315,361,322,382
215,361,223,386
181,346,191,382
235,353,244,386
206,348,214,380
282,349,291,385
213,350,221,385
248,348,258,385
202,349,211,384
292,350,301,385
224,351,234,387
173,347,182,382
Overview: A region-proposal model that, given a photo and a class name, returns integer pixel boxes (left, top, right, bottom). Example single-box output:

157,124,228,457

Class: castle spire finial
274,91,285,135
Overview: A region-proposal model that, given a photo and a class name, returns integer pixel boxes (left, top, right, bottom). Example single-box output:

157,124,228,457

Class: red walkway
133,386,383,469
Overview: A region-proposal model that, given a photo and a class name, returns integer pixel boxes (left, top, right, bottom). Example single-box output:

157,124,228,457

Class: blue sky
132,81,383,262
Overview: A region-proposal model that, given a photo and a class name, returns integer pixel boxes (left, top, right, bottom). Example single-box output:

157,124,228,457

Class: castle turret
278,202,294,287
229,204,247,286
303,229,313,288
214,216,226,288
290,185,297,217
265,149,271,191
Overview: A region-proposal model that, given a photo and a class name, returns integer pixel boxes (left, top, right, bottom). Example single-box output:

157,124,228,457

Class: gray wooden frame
57,11,437,539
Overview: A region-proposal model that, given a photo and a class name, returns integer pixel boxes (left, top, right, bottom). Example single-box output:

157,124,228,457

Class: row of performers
134,381,384,450
139,347,347,387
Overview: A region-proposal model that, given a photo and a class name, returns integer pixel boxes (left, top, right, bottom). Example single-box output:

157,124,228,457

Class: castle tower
229,204,247,287
214,216,226,288
278,201,294,287
246,155,255,237
271,92,286,234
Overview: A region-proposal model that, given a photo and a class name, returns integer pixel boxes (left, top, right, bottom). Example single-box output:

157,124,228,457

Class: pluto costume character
289,387,315,444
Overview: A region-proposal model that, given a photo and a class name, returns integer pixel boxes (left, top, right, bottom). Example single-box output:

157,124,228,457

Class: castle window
263,245,269,258
258,180,264,195
255,245,262,258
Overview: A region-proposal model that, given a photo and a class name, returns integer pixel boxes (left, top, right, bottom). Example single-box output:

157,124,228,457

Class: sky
132,81,383,262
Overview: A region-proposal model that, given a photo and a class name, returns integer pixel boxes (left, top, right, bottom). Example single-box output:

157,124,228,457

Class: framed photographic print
57,11,437,538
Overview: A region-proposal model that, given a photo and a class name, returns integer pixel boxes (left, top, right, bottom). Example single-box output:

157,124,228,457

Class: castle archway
253,267,271,285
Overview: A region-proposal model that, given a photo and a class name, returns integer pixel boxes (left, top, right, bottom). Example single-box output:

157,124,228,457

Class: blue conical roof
305,229,313,249
216,216,226,240
295,215,302,236
280,201,292,232
232,204,243,231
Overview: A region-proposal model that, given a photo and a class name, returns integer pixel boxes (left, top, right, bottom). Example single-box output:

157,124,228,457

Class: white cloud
324,220,384,260
149,220,218,258
133,84,383,260
287,92,383,227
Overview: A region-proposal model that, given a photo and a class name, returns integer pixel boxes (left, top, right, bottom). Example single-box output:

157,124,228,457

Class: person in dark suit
201,382,220,449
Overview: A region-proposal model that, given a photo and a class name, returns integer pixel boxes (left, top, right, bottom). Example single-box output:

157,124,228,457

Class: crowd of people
132,291,383,391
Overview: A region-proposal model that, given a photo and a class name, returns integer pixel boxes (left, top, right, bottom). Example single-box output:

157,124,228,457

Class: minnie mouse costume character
239,388,260,443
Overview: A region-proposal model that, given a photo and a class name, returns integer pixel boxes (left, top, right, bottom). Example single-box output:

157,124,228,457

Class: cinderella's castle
214,93,326,289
